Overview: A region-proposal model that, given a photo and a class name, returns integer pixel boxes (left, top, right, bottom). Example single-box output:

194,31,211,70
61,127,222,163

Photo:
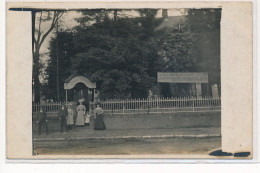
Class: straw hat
78,98,85,103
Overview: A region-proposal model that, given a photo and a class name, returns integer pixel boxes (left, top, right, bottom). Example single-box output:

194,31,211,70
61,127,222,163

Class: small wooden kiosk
64,74,97,111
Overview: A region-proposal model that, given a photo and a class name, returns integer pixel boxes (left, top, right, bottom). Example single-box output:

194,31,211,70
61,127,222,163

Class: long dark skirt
94,114,106,130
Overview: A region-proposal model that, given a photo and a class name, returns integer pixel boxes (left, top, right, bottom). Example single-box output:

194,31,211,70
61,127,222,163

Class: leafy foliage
187,9,221,85
42,31,75,101
43,9,221,100
71,14,160,99
155,24,195,72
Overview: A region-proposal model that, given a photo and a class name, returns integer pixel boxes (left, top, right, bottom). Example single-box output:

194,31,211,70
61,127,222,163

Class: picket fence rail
33,97,221,114
32,101,66,113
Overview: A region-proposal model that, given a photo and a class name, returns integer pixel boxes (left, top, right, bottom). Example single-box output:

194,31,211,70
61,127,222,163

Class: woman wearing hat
75,98,86,126
94,103,105,130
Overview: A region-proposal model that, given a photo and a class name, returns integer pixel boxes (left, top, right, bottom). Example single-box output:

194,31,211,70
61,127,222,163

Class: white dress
85,114,90,124
75,104,86,126
67,108,74,125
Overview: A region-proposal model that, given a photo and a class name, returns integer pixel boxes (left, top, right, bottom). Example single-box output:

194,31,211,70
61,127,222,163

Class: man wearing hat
58,104,68,132
36,107,48,135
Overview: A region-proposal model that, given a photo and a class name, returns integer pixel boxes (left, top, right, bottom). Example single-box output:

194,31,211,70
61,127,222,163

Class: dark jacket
37,111,47,122
58,109,68,119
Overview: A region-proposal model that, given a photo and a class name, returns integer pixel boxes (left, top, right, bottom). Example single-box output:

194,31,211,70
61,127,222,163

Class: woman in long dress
67,105,74,130
75,100,86,126
94,103,105,130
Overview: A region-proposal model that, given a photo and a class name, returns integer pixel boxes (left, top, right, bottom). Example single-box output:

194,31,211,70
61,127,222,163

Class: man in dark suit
36,107,48,135
58,105,68,132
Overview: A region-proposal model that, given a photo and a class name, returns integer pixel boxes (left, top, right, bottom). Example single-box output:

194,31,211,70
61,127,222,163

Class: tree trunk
114,10,118,21
33,48,41,103
162,9,168,19
56,23,60,102
32,11,64,103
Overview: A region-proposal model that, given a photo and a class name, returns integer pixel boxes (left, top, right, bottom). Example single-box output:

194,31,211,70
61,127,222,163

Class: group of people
36,99,106,135
59,99,90,132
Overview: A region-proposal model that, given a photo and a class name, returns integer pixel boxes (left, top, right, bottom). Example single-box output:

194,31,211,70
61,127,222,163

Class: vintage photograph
29,8,222,156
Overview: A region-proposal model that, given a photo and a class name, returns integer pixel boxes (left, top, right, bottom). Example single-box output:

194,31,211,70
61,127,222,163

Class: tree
33,11,64,103
43,30,75,101
70,27,155,99
154,21,195,97
187,9,221,33
64,10,164,99
136,9,161,39
42,9,199,100
157,28,194,72
187,9,221,96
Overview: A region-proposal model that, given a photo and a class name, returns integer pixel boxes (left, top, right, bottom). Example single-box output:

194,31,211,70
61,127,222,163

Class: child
85,111,90,126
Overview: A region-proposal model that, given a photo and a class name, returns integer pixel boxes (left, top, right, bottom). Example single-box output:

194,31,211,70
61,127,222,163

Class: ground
34,137,221,155
33,126,221,156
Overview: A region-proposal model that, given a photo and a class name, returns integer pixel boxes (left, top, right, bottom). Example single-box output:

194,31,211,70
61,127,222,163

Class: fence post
111,101,114,115
156,97,158,114
193,99,194,113
123,100,125,116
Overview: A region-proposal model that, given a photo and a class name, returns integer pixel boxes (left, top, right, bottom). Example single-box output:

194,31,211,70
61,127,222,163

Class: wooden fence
33,97,221,115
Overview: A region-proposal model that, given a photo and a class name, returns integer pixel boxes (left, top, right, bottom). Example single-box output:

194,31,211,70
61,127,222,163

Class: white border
1,0,260,168
0,0,7,170
253,0,259,162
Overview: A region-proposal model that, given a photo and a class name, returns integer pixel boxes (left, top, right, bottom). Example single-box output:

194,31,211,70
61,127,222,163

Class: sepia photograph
29,8,222,156
6,1,253,160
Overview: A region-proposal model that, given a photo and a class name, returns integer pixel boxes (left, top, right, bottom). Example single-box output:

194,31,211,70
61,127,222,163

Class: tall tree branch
33,11,64,103
36,11,43,45
39,11,64,47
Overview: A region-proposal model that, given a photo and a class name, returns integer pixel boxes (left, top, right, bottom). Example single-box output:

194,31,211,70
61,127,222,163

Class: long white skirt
75,111,85,126
67,112,74,125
